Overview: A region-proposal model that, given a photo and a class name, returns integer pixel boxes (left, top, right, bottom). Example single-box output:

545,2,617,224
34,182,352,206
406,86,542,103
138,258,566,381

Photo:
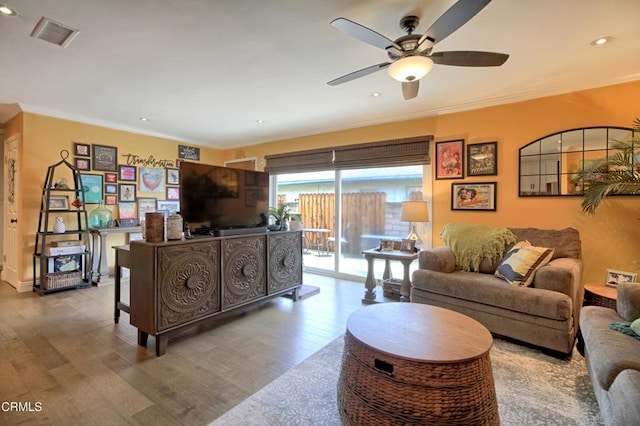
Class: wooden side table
584,283,617,310
361,249,418,303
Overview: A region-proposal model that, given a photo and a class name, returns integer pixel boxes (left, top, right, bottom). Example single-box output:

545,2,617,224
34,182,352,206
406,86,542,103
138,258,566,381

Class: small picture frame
104,183,117,194
119,165,137,182
451,182,497,211
380,239,395,252
435,140,464,180
47,195,70,210
105,195,117,205
467,141,497,176
73,142,90,157
157,200,180,214
166,186,180,201
105,172,118,183
137,197,157,218
74,157,90,171
118,202,136,219
400,239,416,252
605,269,638,287
119,183,136,202
92,144,118,172
166,168,180,185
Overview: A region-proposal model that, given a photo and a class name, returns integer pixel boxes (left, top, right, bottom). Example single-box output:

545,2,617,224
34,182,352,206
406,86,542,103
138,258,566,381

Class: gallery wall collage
434,140,498,212
72,142,200,223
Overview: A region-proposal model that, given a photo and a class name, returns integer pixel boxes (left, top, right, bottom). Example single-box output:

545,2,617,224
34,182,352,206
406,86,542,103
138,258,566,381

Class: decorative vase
53,216,66,233
166,213,183,240
90,200,113,228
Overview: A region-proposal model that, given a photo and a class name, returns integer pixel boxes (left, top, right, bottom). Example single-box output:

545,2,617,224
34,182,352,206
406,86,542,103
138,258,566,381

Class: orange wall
230,81,640,283
15,113,222,285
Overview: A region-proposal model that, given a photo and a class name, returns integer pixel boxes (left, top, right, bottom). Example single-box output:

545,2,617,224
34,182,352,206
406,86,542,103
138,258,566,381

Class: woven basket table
337,303,498,426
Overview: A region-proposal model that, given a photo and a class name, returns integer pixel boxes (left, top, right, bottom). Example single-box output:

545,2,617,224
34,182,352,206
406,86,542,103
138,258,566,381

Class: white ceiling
1,0,639,149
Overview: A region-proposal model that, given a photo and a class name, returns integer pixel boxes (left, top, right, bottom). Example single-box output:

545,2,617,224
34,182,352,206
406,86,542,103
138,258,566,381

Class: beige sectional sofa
411,226,583,355
580,282,640,425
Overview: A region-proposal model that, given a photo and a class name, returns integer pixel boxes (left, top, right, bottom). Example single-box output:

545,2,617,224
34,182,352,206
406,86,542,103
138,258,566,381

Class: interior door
2,134,21,288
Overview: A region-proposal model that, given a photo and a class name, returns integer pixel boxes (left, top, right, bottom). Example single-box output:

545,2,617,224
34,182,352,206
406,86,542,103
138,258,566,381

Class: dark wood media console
129,230,303,355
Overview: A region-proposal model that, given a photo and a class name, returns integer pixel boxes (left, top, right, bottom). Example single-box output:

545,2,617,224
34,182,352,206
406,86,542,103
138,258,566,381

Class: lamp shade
388,56,434,82
400,201,429,223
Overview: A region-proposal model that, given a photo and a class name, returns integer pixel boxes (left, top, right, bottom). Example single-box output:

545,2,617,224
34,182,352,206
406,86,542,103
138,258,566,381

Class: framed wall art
157,200,179,214
105,172,118,183
467,141,497,176
166,168,180,185
79,173,103,204
435,140,464,179
73,142,90,157
137,197,157,218
605,269,638,287
104,183,117,194
139,167,165,193
118,202,136,219
166,187,180,201
92,144,118,172
451,182,497,211
74,157,90,171
119,165,137,181
105,195,117,205
119,183,136,202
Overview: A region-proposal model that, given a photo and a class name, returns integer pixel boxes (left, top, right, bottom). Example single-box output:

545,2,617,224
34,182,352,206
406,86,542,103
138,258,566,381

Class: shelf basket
44,270,83,290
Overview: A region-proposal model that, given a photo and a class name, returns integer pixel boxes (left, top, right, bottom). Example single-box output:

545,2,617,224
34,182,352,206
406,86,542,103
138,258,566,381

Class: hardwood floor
0,274,367,425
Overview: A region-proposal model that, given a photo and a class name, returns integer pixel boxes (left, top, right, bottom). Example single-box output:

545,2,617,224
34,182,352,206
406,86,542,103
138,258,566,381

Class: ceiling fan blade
402,80,419,100
417,0,492,52
327,62,391,86
331,18,403,55
430,51,508,66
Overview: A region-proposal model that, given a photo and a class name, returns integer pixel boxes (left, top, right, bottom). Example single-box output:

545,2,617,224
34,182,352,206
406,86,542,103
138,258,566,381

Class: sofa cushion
495,241,554,287
509,227,581,260
412,269,572,321
580,305,640,391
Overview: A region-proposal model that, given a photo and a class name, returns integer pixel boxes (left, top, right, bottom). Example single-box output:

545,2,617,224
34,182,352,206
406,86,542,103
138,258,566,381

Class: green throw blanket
440,223,516,272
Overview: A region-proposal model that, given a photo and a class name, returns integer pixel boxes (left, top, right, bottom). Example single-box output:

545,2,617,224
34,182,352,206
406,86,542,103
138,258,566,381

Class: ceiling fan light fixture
388,56,434,82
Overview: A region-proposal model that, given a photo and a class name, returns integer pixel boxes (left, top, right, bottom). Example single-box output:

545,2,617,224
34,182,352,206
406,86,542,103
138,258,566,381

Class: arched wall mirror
519,126,635,196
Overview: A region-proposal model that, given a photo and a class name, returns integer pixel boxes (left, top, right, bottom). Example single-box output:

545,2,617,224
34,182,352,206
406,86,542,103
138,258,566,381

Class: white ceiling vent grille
30,17,79,48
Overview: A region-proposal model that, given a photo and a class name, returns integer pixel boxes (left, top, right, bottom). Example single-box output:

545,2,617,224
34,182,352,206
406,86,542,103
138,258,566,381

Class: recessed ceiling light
372,92,381,97
0,4,18,16
256,119,264,124
138,117,149,121
591,36,612,46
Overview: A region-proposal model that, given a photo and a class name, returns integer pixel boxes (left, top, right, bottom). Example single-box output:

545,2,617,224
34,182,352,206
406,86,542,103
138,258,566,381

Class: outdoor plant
269,204,300,230
573,117,640,214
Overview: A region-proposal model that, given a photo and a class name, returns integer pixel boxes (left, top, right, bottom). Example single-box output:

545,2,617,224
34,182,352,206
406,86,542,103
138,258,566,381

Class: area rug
211,337,603,425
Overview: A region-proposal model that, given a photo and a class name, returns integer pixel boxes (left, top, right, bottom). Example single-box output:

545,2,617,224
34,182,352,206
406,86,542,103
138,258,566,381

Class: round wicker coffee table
337,303,498,425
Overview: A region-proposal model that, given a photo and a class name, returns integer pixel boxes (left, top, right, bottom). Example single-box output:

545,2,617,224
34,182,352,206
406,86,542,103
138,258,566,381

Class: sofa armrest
617,282,640,321
418,246,456,273
533,258,582,297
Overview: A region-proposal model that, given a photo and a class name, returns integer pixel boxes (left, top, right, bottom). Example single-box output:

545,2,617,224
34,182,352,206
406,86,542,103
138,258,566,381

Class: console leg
138,330,148,347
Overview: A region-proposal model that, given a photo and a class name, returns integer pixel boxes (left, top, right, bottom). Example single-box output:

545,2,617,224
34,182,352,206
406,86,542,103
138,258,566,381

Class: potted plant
573,117,640,214
269,204,301,231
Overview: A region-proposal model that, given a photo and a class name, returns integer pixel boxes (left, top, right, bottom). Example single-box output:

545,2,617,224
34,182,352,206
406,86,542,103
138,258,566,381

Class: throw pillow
494,240,554,287
631,318,640,336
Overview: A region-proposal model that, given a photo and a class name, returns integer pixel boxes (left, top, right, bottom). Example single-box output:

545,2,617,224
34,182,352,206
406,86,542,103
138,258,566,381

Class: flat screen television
179,162,270,235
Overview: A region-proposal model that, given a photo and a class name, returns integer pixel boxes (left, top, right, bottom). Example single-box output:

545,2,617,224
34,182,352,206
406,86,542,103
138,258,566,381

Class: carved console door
156,241,221,331
221,235,267,309
268,231,302,294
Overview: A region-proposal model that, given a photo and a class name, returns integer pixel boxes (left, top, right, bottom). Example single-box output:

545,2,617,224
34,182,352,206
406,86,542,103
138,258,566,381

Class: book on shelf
49,240,84,247
45,244,86,256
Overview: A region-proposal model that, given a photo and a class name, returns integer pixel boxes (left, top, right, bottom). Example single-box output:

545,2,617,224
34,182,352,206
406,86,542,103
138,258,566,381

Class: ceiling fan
327,0,509,100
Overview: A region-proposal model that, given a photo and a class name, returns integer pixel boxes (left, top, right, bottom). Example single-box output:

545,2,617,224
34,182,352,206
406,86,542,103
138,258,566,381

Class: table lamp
400,201,429,249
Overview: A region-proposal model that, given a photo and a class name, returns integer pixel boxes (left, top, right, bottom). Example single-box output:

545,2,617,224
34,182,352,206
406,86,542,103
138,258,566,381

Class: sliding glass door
274,165,424,280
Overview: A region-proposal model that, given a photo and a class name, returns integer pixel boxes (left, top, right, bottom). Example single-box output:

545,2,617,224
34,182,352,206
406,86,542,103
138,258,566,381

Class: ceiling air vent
30,17,79,48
